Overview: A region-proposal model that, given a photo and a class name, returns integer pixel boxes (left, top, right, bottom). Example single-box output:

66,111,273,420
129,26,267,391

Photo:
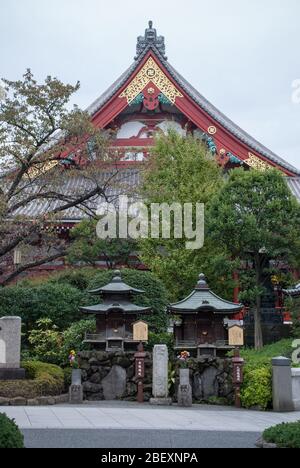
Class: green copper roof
88,270,145,295
80,301,151,315
168,274,243,315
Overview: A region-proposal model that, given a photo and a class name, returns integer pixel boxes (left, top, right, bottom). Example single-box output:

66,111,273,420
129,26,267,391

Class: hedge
0,362,64,399
240,339,294,410
0,413,24,449
0,283,89,334
263,421,300,448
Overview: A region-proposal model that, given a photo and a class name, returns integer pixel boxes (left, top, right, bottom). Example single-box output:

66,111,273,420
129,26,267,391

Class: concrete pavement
1,402,300,432
21,429,260,448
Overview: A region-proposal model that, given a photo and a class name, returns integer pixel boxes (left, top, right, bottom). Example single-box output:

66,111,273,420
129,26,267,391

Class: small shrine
80,270,151,351
168,274,244,357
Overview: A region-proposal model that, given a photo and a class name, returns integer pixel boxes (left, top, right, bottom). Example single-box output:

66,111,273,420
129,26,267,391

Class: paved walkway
1,403,300,432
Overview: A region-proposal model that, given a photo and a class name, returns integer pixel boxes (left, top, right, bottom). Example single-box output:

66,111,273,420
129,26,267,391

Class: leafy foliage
208,168,300,348
241,365,272,410
263,421,300,448
138,131,228,301
239,339,294,410
0,361,64,399
28,319,63,364
0,413,24,449
0,283,88,335
48,268,98,291
60,319,96,365
0,70,120,285
67,219,140,269
147,331,174,358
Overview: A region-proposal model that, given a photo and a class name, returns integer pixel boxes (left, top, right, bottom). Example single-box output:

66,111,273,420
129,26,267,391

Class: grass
263,421,300,448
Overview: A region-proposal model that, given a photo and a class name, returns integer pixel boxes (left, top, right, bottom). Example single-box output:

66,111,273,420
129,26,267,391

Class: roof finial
135,21,167,60
196,273,209,290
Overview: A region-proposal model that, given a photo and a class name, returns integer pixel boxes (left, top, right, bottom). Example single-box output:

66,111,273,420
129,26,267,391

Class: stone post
150,345,172,406
291,368,300,411
177,368,192,407
69,369,83,404
272,357,294,412
0,317,25,380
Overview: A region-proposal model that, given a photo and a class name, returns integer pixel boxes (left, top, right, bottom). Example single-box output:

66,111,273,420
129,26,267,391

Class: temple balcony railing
84,332,134,343
175,339,230,349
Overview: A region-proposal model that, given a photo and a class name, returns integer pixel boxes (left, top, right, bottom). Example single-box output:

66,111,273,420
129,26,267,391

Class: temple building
80,270,151,351
168,274,244,357
3,22,300,341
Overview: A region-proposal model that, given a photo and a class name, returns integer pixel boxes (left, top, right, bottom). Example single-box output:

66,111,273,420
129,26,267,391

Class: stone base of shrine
150,398,172,406
0,368,26,381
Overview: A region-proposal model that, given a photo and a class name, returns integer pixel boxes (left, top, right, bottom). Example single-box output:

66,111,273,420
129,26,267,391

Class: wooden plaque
133,321,148,342
228,325,244,347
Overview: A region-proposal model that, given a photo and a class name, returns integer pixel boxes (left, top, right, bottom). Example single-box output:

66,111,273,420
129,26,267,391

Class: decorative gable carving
119,57,183,106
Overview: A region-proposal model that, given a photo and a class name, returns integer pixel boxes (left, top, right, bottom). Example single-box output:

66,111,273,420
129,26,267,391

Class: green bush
0,413,24,448
88,269,169,332
241,365,272,410
263,421,300,448
147,331,174,357
60,319,96,365
0,361,64,399
239,339,294,410
48,268,98,291
0,283,89,335
28,319,63,364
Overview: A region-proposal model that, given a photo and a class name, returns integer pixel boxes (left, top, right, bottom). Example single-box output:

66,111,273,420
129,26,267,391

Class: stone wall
174,357,234,404
79,351,233,404
79,351,152,401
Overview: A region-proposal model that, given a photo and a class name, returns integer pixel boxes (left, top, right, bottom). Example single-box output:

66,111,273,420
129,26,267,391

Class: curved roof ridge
85,43,300,176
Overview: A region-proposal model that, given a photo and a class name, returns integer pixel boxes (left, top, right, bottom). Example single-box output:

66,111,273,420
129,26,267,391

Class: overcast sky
1,0,300,169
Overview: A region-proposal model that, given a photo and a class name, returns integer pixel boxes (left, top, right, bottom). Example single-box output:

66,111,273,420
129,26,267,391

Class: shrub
239,339,294,410
0,413,24,448
28,319,63,364
88,269,169,332
147,331,174,358
0,283,89,335
241,365,272,410
263,421,300,448
48,268,98,291
0,361,64,399
60,319,96,365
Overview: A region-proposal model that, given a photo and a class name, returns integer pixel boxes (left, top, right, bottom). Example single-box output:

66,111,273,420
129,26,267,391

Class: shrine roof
88,270,146,295
86,21,300,176
80,301,151,315
168,274,243,315
283,283,300,297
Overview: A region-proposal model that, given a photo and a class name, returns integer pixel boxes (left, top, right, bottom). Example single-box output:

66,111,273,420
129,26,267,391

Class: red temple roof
86,21,300,177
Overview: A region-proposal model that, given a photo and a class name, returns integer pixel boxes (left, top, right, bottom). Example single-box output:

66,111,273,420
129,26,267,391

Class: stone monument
0,317,25,380
69,369,83,404
150,345,172,406
272,356,294,412
291,368,300,411
177,368,192,407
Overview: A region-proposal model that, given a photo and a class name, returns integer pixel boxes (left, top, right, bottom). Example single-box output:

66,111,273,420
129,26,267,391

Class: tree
138,131,231,301
67,218,140,269
208,168,300,349
0,70,124,285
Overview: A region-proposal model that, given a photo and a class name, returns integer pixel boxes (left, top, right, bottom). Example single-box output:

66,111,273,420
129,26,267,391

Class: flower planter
71,369,82,386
